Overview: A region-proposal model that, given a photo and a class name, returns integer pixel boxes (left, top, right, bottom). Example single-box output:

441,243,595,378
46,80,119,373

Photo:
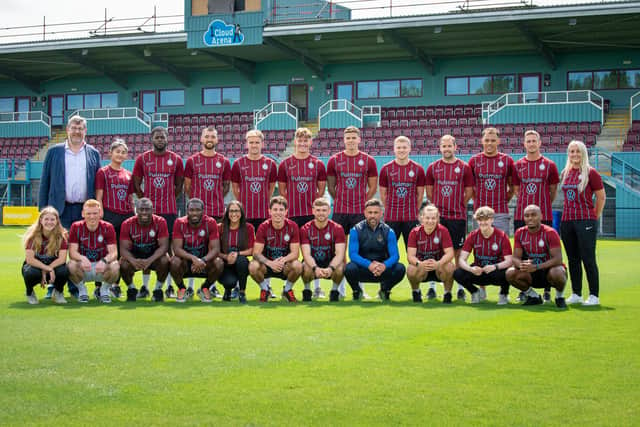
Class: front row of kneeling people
23,195,577,308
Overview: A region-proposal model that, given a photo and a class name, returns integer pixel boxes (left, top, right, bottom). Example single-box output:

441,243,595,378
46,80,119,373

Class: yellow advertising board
3,206,39,225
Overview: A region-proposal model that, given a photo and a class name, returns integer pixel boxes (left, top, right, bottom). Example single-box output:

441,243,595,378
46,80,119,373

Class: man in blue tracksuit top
345,198,406,300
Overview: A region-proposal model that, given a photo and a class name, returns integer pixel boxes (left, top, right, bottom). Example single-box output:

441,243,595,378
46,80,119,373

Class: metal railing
71,107,151,129
253,102,298,129
629,91,640,123
483,90,604,124
151,112,169,124
0,111,51,126
318,99,362,129
362,105,381,116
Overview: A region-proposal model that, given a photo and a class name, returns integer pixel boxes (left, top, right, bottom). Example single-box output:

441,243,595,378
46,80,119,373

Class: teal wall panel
186,12,264,48
320,112,361,130
488,103,601,125
613,152,640,170
633,109,640,121
0,122,49,137
85,119,150,135
614,184,640,238
255,113,296,131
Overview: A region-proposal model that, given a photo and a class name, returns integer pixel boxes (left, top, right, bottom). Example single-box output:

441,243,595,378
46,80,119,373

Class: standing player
468,128,515,233
119,198,170,302
300,198,346,302
132,126,184,299
249,196,303,303
379,135,425,250
506,205,568,308
511,130,560,302
453,206,513,305
425,135,474,301
184,126,231,221
67,200,120,304
231,129,278,232
406,204,455,303
278,127,327,228
170,198,224,303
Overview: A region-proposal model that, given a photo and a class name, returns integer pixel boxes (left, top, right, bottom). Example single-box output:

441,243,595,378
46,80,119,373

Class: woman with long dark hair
217,201,255,303
22,207,69,304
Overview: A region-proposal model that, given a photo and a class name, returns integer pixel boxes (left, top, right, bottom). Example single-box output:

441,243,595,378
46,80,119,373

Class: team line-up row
31,117,605,307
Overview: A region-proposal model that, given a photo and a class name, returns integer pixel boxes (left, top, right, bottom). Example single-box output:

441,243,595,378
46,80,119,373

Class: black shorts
440,218,466,250
160,213,178,238
265,265,288,280
103,209,133,241
290,215,314,229
183,260,209,278
421,270,439,283
529,265,566,288
332,213,363,237
247,218,267,232
513,219,553,231
386,220,418,248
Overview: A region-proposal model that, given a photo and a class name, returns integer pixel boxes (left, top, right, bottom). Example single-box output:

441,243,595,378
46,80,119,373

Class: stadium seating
0,137,47,163
624,120,640,151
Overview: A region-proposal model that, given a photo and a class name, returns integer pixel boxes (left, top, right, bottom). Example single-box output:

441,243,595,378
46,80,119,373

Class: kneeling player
300,198,346,302
119,198,170,302
506,204,568,308
406,204,455,303
249,196,303,302
170,198,224,303
453,206,513,304
67,200,120,303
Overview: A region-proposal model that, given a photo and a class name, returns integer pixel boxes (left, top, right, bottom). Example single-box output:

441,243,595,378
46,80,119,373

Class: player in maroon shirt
326,126,378,237
559,140,606,306
425,135,474,301
217,200,255,304
170,198,224,303
231,129,278,231
506,204,568,308
468,128,515,233
249,196,303,303
119,198,170,302
300,197,346,302
132,126,184,299
184,126,231,221
278,127,327,228
67,200,119,304
22,207,69,304
379,135,425,250
453,206,513,304
406,204,455,303
511,130,560,302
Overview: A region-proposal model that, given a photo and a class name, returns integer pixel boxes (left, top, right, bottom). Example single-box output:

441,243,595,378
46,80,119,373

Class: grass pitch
1,226,639,426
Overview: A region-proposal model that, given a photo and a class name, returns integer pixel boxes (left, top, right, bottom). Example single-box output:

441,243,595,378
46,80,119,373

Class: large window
159,89,184,106
203,86,241,105
446,74,515,96
356,79,422,99
269,85,288,102
568,69,640,90
65,92,118,110
0,97,14,113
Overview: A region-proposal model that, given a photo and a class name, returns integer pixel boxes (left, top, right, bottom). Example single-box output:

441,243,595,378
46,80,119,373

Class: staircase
598,109,630,152
33,129,65,160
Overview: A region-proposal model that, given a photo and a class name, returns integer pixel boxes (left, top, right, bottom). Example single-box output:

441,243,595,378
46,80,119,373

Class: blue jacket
348,220,400,270
38,142,101,216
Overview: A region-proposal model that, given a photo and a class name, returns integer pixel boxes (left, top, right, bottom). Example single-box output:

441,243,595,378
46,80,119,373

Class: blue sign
203,20,244,47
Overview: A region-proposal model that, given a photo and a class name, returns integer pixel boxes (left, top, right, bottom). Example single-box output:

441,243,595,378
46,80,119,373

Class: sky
0,0,614,43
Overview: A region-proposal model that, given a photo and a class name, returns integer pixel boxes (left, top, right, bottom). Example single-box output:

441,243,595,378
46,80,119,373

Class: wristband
494,264,499,270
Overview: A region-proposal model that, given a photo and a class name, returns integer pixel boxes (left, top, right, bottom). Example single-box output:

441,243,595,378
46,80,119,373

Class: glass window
203,88,222,105
357,81,378,99
401,79,422,97
619,69,640,89
269,85,287,102
142,92,156,113
593,70,618,89
568,72,593,90
446,77,467,95
493,75,515,94
222,87,240,104
159,89,184,106
101,93,118,108
469,76,491,95
0,97,13,113
66,94,84,111
379,80,400,98
84,94,101,109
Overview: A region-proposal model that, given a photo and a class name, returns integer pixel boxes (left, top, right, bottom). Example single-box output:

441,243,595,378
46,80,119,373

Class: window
66,94,83,111
159,89,184,106
446,74,516,95
65,92,118,110
0,97,13,113
203,87,240,105
84,94,101,109
357,79,422,99
101,93,118,108
568,69,640,90
269,85,287,102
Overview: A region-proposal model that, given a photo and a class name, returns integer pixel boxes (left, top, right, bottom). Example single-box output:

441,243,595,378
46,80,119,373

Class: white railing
483,90,604,124
0,111,51,126
629,91,640,124
71,107,151,129
362,105,381,116
253,102,298,129
318,99,362,129
151,112,168,123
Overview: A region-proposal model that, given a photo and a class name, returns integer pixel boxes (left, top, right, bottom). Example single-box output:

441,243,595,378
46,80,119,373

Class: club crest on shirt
167,159,173,166
433,237,440,244
97,235,104,243
308,162,314,169
377,234,384,243
262,163,269,170
498,161,504,168
358,159,364,166
215,161,222,169
149,230,156,238
538,239,545,247
199,230,206,237
324,232,331,240
408,170,415,178
454,166,461,174
284,234,290,242
539,163,546,171
491,243,498,251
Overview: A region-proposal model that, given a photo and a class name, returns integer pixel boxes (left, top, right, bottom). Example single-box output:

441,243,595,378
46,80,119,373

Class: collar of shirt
65,140,86,154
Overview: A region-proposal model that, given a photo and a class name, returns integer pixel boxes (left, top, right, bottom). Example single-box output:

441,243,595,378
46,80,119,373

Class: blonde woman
560,141,606,306
22,207,69,304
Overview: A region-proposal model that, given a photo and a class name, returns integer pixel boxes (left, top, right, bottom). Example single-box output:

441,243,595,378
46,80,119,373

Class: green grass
1,226,639,426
